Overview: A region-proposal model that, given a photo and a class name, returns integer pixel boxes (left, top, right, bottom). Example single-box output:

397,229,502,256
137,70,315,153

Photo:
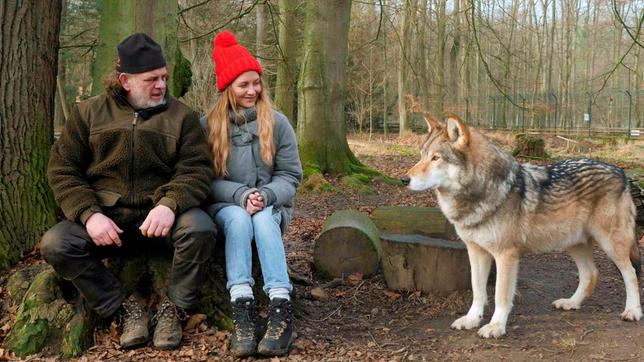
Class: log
314,210,382,279
380,233,470,294
370,206,457,239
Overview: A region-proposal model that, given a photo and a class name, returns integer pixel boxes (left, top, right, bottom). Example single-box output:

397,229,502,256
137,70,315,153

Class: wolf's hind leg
594,230,642,321
477,249,520,338
553,243,598,311
451,242,493,331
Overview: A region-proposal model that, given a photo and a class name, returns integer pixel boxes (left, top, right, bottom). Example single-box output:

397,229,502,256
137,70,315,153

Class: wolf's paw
620,307,642,321
451,315,481,330
477,322,506,338
552,298,581,310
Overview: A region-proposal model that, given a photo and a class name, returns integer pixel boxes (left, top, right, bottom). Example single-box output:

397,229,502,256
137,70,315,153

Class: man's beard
128,90,166,109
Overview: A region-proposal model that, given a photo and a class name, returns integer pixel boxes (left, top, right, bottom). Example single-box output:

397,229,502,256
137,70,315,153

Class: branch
179,0,260,43
466,0,526,111
612,0,644,49
178,0,213,15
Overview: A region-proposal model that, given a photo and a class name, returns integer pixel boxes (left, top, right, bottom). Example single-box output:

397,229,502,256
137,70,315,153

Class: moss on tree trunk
0,0,60,271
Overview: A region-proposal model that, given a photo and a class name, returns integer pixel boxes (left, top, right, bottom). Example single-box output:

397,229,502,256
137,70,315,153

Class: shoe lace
152,299,186,330
232,300,256,340
121,297,145,330
263,301,293,340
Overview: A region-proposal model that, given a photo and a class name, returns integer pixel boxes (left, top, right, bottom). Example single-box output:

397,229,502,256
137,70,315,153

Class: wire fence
363,89,644,137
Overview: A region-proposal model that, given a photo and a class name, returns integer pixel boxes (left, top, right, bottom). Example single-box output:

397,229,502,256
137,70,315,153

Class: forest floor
1,130,643,361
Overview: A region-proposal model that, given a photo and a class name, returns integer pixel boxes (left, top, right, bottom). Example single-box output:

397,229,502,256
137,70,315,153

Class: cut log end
313,210,381,279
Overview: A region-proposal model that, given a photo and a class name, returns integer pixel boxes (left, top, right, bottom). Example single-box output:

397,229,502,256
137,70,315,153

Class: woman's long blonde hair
207,77,275,177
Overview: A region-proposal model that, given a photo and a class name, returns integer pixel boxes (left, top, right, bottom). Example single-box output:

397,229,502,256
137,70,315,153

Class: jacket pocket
96,190,121,207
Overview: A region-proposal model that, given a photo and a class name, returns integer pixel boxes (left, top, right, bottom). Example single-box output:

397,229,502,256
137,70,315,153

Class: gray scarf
228,107,257,125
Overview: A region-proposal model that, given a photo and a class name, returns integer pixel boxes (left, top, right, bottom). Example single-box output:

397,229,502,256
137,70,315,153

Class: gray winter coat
201,109,302,233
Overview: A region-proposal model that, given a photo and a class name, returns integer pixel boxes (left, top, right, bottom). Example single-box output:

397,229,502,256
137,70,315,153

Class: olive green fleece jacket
48,92,214,226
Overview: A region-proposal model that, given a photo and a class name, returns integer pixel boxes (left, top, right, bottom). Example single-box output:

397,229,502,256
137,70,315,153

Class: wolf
402,114,642,338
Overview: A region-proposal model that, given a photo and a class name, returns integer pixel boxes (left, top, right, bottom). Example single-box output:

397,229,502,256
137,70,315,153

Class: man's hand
245,192,265,215
140,205,175,238
86,213,123,247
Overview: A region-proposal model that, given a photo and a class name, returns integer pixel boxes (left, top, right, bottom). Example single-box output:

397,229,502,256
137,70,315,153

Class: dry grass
349,130,643,168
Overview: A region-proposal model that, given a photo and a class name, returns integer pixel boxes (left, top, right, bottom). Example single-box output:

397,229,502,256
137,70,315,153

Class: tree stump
3,239,268,357
313,210,382,279
370,206,457,239
4,264,94,357
512,134,548,158
380,234,470,294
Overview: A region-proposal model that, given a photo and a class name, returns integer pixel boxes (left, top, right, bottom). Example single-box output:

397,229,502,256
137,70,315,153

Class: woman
205,31,302,357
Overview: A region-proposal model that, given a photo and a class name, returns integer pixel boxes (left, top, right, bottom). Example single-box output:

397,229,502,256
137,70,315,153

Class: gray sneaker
152,297,184,349
119,294,150,348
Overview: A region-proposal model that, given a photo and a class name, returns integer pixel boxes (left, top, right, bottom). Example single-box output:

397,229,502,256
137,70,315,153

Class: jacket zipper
130,112,138,196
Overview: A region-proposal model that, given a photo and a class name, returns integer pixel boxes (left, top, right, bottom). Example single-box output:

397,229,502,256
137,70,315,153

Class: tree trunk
397,0,415,134
274,0,299,123
91,0,191,97
256,2,266,59
297,0,358,174
0,0,60,270
435,0,446,115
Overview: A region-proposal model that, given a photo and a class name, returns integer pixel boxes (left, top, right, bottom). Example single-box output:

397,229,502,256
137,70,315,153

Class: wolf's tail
630,236,641,279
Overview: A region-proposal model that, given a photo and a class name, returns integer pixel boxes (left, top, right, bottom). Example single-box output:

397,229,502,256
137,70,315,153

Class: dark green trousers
40,208,216,317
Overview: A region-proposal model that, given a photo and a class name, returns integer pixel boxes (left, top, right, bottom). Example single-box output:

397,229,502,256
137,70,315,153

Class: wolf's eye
431,154,440,161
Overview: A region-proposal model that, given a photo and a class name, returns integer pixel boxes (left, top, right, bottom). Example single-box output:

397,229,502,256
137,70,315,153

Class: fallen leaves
310,287,328,300
346,272,363,286
184,313,207,331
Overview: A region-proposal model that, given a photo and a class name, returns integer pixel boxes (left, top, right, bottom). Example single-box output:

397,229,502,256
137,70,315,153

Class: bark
397,0,416,134
449,0,462,105
435,0,446,115
92,0,190,97
256,2,266,59
297,0,357,174
5,267,94,358
0,0,60,270
381,234,470,294
274,0,299,123
382,0,389,137
313,210,381,279
370,206,457,239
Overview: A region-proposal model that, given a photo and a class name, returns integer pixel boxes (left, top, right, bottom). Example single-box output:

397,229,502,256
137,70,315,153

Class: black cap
116,33,166,74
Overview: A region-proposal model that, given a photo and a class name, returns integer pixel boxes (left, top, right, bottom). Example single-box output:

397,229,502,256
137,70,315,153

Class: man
40,33,216,350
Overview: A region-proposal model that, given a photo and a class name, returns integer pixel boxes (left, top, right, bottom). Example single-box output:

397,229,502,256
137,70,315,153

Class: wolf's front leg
478,249,520,338
452,242,493,331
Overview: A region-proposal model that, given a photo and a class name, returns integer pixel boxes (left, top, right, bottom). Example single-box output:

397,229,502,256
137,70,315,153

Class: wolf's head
402,114,471,192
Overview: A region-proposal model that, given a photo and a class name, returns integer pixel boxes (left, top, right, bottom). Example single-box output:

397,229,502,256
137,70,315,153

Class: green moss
62,310,94,358
171,47,192,97
389,144,417,156
302,162,323,180
301,163,336,192
5,319,50,356
340,174,375,194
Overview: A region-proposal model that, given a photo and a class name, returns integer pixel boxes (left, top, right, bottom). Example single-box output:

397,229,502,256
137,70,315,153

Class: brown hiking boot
119,294,150,348
152,297,184,349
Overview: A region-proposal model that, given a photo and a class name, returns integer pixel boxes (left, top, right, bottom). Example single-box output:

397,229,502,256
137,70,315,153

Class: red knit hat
212,31,263,92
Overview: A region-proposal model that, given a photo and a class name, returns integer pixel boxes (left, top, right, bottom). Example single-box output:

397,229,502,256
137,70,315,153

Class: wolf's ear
424,112,443,135
445,114,470,148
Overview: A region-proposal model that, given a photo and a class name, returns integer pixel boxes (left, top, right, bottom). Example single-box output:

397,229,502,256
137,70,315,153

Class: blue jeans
214,205,292,294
